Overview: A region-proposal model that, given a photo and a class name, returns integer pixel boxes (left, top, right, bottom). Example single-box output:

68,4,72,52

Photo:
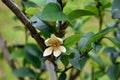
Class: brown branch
0,35,16,70
1,0,46,51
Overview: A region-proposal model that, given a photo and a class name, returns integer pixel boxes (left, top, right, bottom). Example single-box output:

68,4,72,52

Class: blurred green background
0,0,119,80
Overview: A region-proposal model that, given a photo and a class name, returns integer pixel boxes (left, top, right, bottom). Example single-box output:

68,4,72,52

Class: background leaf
10,48,24,59
24,43,42,68
78,32,94,53
112,0,120,19
68,9,95,20
107,64,120,80
13,68,35,78
69,56,88,70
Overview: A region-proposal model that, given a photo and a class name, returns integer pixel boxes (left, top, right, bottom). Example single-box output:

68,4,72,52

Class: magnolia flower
43,34,66,57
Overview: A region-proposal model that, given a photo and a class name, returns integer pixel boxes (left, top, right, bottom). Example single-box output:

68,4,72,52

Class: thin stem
97,1,103,31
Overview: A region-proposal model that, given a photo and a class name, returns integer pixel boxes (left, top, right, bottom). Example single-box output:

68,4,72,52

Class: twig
1,0,46,51
69,69,80,80
0,35,16,70
96,1,103,31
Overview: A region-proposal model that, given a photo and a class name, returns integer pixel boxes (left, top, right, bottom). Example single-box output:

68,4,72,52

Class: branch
0,35,16,70
1,0,46,51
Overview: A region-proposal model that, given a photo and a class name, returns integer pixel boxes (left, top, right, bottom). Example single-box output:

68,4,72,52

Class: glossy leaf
64,34,81,47
24,44,42,68
13,68,35,78
40,3,68,21
69,56,88,70
30,12,53,32
68,9,95,20
112,0,120,19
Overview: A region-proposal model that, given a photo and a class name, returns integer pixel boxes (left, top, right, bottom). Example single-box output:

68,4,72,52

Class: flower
43,34,66,57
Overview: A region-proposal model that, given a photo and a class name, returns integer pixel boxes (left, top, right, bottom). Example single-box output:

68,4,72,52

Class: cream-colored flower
43,34,66,57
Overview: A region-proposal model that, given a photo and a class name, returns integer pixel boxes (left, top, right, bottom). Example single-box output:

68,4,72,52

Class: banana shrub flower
43,34,66,57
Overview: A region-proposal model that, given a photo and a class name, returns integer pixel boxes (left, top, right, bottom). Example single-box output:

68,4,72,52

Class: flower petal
53,48,61,57
51,34,63,44
57,37,63,44
43,47,53,57
59,46,66,53
45,38,50,46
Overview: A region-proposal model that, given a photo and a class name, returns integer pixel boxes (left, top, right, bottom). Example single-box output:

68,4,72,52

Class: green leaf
92,43,102,53
60,55,69,67
78,32,94,53
112,0,120,19
10,48,24,59
89,52,105,68
84,3,98,15
89,27,114,44
70,48,80,58
103,47,117,53
13,68,35,78
64,34,81,47
69,56,88,70
68,9,95,20
30,0,46,8
107,64,120,80
30,12,53,32
23,1,37,8
40,3,68,21
25,7,39,15
24,43,42,68
106,37,120,49
58,72,66,80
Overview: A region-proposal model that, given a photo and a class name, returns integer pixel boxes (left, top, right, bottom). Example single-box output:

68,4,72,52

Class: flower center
49,38,61,47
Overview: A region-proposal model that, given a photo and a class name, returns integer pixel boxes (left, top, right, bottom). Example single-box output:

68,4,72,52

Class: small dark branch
96,1,103,31
63,66,73,72
0,35,16,70
1,0,46,51
56,22,68,38
69,69,80,80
